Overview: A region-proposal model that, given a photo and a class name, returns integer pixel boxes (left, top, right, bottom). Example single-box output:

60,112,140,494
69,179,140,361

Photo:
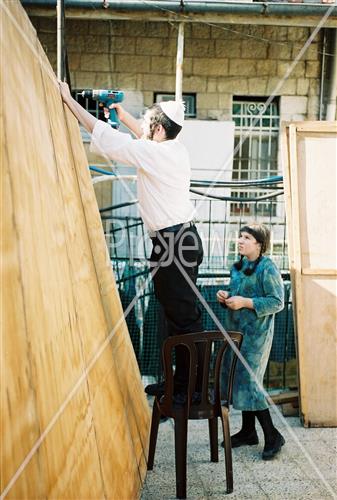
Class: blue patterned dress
223,256,284,411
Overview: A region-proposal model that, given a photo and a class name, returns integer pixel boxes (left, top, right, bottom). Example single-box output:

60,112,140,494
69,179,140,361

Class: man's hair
148,103,182,140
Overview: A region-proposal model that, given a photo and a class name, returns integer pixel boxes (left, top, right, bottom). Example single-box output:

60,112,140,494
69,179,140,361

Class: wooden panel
1,1,150,497
282,121,337,427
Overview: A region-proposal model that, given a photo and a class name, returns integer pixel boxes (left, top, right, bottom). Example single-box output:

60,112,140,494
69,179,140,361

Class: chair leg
174,415,188,499
220,407,233,494
208,417,218,462
147,399,161,470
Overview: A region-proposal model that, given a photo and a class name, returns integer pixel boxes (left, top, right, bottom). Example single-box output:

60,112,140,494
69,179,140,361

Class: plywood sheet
0,1,150,497
282,121,337,427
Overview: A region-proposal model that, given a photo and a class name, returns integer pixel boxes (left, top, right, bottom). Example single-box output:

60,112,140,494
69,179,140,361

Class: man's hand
216,290,229,304
58,81,72,103
104,103,127,122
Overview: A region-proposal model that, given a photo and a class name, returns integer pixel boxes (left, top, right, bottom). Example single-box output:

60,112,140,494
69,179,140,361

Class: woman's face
238,231,261,261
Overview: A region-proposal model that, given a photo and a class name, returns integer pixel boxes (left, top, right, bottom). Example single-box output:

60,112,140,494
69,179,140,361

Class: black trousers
150,224,204,388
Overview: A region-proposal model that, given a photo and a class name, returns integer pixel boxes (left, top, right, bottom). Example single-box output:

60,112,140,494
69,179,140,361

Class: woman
217,222,285,460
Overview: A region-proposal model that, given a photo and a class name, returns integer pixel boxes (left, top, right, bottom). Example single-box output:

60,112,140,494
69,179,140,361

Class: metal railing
95,172,296,392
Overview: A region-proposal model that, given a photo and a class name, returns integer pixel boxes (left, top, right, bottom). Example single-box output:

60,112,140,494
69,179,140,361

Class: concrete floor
141,402,337,500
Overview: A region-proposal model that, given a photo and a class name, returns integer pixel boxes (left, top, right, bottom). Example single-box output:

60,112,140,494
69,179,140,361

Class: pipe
175,22,184,102
326,29,337,121
21,0,337,17
319,28,327,121
56,0,65,80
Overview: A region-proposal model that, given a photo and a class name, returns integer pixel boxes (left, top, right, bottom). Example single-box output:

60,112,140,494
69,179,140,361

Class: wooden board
0,1,150,497
281,121,337,427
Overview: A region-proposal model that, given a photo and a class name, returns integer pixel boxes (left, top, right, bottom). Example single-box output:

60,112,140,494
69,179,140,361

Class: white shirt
90,120,194,232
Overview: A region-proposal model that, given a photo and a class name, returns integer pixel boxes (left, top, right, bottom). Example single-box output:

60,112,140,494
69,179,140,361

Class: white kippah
159,100,185,126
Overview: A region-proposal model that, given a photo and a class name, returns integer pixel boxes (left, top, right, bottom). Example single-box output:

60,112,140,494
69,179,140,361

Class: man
59,82,203,398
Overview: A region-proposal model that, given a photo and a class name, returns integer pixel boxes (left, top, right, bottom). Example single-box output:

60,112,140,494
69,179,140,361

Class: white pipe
92,174,137,184
57,0,64,80
175,22,184,102
326,29,337,121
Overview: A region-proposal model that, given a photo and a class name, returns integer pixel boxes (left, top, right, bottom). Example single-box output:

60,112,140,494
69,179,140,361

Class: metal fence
96,172,297,393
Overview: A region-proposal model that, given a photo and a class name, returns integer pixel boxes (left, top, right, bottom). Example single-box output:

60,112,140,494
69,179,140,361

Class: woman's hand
225,295,249,310
216,290,229,304
58,80,72,103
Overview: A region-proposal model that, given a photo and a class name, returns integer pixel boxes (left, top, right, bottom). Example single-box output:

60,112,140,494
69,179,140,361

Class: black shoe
221,429,259,449
145,381,165,397
262,431,285,460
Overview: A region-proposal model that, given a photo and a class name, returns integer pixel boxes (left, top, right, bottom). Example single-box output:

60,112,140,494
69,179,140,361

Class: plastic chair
147,330,243,499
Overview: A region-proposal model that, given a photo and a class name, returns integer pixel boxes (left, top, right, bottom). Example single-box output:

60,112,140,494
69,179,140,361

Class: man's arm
59,81,97,133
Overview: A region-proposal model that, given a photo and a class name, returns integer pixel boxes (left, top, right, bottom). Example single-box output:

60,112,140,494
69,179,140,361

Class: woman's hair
234,222,271,276
147,104,182,140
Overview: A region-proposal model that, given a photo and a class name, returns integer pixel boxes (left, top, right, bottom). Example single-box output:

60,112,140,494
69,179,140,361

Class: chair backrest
160,330,243,417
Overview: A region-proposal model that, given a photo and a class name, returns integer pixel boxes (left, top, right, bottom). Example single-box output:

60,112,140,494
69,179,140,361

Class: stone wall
31,17,322,121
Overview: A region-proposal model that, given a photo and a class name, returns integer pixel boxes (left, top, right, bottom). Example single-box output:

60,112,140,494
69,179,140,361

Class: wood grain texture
281,121,337,427
1,1,150,497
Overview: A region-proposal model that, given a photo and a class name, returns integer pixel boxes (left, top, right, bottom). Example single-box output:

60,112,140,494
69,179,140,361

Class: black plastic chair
147,330,243,499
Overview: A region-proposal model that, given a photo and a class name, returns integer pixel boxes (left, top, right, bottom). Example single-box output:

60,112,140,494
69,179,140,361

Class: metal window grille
231,98,280,216
71,89,105,120
154,92,196,118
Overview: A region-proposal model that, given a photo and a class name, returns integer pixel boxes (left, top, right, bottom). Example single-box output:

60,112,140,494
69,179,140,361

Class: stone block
217,77,248,94
264,26,288,41
207,78,217,92
88,20,110,35
297,78,310,95
144,22,169,38
151,56,174,74
198,93,219,109
185,39,215,58
211,24,234,39
112,37,136,55
193,58,228,76
278,60,305,78
241,40,267,60
183,58,193,76
268,43,292,60
181,76,206,93
37,17,57,34
308,78,320,97
219,94,232,114
67,20,89,35
288,27,310,43
292,43,320,61
136,38,164,56
191,24,211,39
81,53,112,72
215,39,241,59
266,77,296,96
280,96,308,115
160,39,177,57
306,61,321,78
257,60,277,77
115,73,138,90
76,71,97,88
307,96,319,120
229,59,256,77
248,77,267,95
95,73,114,88
66,34,109,53
142,73,175,91
39,33,57,52
68,53,81,71
115,55,150,73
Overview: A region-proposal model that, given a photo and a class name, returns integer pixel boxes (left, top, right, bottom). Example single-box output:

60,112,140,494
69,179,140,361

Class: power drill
78,89,124,129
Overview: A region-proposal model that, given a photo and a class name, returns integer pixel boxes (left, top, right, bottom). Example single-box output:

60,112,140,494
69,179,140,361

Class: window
231,97,280,216
154,92,196,118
